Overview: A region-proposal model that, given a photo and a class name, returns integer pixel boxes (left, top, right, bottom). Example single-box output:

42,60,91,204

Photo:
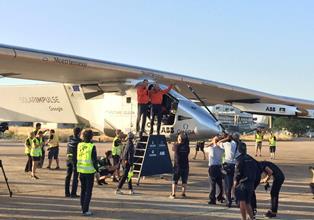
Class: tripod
0,160,13,197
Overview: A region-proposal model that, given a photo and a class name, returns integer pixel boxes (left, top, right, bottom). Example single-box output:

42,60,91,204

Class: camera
264,182,270,191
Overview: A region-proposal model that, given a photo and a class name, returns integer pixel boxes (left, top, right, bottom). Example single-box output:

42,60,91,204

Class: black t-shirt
259,161,285,181
235,154,258,185
173,142,190,169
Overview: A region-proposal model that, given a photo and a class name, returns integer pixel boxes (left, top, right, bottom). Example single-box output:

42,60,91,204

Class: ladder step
135,148,145,151
134,155,144,158
133,170,140,173
133,163,142,166
137,141,147,144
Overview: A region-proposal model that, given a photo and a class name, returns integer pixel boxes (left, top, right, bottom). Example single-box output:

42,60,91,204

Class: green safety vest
269,136,276,146
255,133,263,143
77,142,96,174
112,136,122,156
128,166,134,181
30,137,43,157
24,137,32,155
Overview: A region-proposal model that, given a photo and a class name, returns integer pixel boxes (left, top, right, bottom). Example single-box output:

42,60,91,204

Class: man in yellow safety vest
30,131,44,179
46,129,60,169
77,129,97,216
24,131,35,172
255,129,264,157
269,132,277,159
112,129,123,182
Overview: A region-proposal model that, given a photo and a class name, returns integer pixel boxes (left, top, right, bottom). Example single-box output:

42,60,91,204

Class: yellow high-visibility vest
255,133,263,143
77,142,96,174
24,137,32,155
269,135,277,146
48,134,59,148
112,136,122,156
30,137,43,157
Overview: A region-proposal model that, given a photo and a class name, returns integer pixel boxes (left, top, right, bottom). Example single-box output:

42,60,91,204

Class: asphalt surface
0,139,313,220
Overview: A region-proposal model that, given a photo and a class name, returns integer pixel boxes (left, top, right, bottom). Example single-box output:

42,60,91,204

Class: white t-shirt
205,145,225,166
220,141,239,164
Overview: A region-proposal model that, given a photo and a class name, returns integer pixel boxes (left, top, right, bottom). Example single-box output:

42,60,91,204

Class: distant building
208,104,254,133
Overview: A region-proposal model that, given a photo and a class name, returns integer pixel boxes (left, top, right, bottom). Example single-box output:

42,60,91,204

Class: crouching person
96,150,116,185
115,132,135,195
77,130,97,216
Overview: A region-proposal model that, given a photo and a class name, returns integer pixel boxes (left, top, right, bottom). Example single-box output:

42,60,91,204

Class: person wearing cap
112,129,123,182
77,129,98,216
149,83,173,135
65,127,81,198
205,136,225,205
115,132,135,195
136,79,150,138
24,132,35,173
234,143,258,220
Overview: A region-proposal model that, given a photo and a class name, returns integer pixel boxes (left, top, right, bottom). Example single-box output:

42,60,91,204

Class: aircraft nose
194,120,222,137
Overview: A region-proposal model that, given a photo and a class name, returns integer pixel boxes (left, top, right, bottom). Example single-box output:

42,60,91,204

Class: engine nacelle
297,109,314,119
232,103,299,116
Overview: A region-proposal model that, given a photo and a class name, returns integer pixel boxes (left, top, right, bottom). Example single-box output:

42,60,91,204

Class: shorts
32,156,40,161
235,183,254,204
196,142,205,152
172,167,189,184
269,146,276,153
48,147,59,159
256,142,262,149
310,183,314,194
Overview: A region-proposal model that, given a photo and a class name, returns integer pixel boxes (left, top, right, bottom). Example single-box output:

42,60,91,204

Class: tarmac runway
0,140,313,220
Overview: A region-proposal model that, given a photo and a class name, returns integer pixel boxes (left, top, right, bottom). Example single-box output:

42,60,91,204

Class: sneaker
115,189,123,195
97,180,103,185
55,166,60,170
65,194,70,198
34,175,39,179
181,193,187,198
82,211,93,216
264,210,276,218
46,166,51,169
169,194,175,199
129,190,134,195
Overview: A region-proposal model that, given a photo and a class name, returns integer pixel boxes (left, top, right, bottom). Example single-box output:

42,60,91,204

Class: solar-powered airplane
0,44,313,141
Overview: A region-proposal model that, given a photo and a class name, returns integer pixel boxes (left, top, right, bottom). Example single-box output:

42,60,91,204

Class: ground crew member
149,83,173,135
24,132,35,172
30,131,44,179
269,132,277,159
234,143,258,220
136,79,150,138
170,132,190,199
33,123,49,168
260,161,285,218
65,127,81,198
255,129,264,157
193,140,206,160
205,136,225,205
115,132,135,195
46,129,60,169
112,129,123,182
77,129,97,216
218,133,239,208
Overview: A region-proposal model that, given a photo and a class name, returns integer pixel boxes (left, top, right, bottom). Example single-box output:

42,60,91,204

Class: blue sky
0,0,313,100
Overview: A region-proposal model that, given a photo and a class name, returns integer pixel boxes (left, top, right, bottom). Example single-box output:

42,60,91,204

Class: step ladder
132,135,149,186
132,134,173,186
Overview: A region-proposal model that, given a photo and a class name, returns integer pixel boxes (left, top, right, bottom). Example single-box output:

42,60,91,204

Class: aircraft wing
1,44,314,110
